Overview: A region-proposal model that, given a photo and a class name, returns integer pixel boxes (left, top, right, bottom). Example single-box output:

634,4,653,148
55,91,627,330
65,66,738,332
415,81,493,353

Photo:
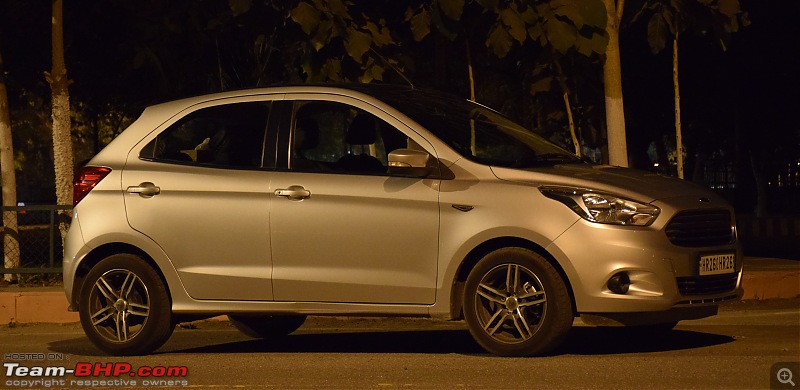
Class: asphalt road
1,298,798,389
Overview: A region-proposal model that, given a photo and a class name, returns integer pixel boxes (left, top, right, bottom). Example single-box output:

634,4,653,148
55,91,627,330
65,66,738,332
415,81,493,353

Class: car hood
490,164,722,204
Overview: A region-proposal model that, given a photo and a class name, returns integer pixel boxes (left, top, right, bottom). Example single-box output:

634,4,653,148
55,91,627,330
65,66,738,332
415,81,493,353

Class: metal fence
1,205,72,275
703,160,800,215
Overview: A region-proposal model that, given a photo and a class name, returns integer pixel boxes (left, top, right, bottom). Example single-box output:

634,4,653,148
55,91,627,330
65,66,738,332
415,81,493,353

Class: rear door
269,95,441,304
122,97,278,301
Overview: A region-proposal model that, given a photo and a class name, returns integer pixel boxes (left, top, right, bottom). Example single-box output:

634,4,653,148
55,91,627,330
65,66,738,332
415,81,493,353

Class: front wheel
78,254,174,355
463,247,573,357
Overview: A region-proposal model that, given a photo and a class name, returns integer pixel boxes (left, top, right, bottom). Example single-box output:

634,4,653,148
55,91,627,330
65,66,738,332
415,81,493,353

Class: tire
228,315,307,338
78,254,174,356
463,247,573,357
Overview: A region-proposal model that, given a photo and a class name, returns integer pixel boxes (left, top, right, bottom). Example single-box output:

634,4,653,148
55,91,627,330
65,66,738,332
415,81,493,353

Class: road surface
1,298,798,389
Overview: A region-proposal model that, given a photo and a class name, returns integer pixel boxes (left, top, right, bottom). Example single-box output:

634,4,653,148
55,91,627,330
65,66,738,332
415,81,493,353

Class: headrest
295,117,320,149
345,114,376,145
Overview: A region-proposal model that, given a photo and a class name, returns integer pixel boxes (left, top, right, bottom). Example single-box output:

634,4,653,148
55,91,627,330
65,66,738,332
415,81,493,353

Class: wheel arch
449,236,577,320
71,242,172,312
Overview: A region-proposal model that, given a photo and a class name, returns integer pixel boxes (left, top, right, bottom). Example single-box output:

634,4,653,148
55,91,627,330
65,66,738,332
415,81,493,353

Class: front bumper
548,215,742,316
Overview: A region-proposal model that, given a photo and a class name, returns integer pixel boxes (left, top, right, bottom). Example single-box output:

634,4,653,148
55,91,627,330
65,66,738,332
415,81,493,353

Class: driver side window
289,101,407,174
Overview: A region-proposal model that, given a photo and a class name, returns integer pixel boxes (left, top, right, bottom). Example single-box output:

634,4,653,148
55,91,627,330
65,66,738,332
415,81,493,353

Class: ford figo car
64,85,742,356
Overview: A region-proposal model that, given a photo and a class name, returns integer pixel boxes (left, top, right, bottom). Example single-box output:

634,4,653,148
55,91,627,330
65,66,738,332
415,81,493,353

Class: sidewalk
1,257,797,324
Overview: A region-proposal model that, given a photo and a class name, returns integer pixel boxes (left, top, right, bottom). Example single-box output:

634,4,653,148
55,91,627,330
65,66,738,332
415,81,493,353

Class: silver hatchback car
64,85,742,356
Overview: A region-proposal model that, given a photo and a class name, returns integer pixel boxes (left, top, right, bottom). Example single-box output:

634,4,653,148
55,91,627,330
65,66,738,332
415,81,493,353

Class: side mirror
388,148,433,178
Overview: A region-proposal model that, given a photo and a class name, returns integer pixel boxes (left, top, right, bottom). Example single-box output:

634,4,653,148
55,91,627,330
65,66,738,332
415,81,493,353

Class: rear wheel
228,315,307,338
79,254,174,355
463,247,573,356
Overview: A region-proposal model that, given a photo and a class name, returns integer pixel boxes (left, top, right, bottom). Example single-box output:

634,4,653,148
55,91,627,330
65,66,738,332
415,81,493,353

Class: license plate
699,254,736,276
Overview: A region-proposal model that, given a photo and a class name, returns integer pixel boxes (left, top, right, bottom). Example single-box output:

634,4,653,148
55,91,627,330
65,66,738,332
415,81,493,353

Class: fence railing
1,205,72,275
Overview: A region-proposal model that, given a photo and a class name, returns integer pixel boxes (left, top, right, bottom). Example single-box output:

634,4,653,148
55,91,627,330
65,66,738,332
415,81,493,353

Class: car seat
337,114,385,173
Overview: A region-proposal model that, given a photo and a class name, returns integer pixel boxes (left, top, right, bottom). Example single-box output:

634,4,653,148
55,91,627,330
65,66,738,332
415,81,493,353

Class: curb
740,270,800,301
0,290,77,324
1,269,797,324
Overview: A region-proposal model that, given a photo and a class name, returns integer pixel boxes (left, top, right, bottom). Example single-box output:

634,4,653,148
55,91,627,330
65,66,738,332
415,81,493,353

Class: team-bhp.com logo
4,361,189,387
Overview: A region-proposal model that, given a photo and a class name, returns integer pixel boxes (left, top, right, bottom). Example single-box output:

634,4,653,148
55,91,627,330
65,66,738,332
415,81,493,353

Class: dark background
0,0,797,221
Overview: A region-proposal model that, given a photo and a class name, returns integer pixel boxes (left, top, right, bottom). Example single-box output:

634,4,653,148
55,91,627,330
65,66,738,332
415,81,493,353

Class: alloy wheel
87,269,151,343
473,263,547,344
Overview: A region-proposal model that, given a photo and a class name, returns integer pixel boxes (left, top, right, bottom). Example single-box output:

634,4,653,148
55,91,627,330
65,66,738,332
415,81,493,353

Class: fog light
607,272,631,294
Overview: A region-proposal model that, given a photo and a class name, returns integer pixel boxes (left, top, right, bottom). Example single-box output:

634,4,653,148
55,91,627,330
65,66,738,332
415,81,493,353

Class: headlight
539,186,660,226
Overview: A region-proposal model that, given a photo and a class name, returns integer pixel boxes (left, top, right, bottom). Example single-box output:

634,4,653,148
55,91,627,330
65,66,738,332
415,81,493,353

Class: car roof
147,83,460,111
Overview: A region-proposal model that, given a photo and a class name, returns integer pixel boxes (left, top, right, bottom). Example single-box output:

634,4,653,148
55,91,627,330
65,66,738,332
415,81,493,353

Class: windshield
368,88,582,168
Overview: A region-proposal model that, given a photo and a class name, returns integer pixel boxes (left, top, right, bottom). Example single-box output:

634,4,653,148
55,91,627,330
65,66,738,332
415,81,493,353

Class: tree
290,0,610,158
632,0,748,178
0,49,20,282
289,0,401,83
485,0,607,157
406,0,607,156
602,0,628,166
45,0,73,240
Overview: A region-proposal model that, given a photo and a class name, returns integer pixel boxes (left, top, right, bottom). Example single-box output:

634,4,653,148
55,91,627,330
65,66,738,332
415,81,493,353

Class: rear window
139,102,270,168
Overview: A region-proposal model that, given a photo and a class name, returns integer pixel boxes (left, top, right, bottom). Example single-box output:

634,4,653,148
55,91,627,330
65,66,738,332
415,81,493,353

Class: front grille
665,210,734,247
676,274,738,296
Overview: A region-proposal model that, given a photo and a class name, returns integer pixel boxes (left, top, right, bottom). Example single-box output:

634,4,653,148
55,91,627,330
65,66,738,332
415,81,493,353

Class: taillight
73,166,112,206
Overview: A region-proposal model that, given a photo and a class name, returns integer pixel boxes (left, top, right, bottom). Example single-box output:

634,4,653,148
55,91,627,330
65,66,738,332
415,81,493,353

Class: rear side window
140,102,270,168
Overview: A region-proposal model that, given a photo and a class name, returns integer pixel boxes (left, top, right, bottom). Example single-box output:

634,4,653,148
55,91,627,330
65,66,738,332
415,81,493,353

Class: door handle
275,185,311,200
126,182,161,198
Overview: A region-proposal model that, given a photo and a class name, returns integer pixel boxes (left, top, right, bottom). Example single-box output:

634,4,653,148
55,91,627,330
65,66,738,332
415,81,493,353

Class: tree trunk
554,59,581,157
673,35,684,179
602,0,628,167
466,41,477,156
0,50,20,282
45,0,74,243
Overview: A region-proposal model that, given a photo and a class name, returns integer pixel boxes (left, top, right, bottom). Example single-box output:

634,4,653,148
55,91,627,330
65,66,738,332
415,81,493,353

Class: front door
269,98,440,304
